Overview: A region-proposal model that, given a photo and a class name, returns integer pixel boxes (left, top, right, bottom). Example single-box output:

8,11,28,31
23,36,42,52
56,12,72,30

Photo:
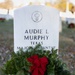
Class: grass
59,21,75,73
0,20,13,75
59,21,75,51
0,20,13,38
0,19,13,50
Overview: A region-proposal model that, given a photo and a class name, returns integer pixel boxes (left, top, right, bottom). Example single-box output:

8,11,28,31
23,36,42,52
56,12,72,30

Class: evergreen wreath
1,44,71,75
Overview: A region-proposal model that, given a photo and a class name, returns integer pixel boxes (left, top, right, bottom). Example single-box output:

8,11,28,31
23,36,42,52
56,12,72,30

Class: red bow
27,55,48,75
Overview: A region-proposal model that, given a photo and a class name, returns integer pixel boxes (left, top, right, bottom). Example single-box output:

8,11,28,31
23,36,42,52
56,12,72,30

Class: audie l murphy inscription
24,29,49,40
24,29,49,45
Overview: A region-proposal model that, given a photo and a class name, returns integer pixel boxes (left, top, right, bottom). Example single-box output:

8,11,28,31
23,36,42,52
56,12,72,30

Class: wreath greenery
1,44,71,75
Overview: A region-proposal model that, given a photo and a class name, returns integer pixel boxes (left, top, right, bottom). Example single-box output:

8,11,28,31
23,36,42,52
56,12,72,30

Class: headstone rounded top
14,5,59,13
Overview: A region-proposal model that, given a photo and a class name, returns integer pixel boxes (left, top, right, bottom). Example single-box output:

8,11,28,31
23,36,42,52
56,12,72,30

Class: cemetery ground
0,20,75,74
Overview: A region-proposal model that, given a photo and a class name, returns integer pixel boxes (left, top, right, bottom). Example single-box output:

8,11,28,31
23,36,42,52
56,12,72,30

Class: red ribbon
27,55,48,75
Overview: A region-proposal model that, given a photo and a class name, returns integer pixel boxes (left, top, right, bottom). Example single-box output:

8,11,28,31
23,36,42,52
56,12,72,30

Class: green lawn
0,20,13,49
59,21,75,74
0,20,13,38
59,21,75,50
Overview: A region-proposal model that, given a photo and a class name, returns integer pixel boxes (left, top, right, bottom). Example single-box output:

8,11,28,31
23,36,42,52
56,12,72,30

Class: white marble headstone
14,5,60,52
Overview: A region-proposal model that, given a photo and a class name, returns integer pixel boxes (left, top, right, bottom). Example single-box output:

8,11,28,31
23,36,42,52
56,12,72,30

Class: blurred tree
4,0,13,14
55,0,67,11
55,0,74,12
0,0,13,14
45,2,51,6
69,3,74,11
